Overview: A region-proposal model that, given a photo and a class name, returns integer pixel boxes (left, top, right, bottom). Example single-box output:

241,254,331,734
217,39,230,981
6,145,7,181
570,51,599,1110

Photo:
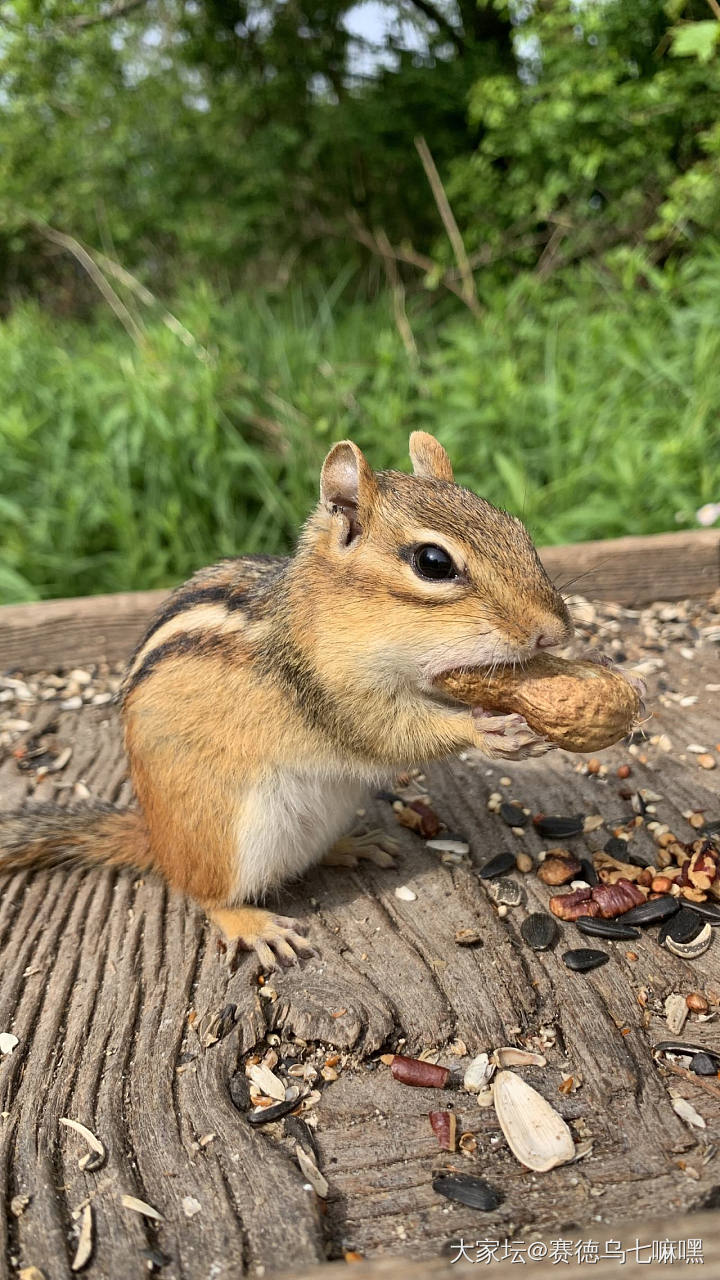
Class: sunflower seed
478,852,516,879
228,1072,251,1111
520,913,558,952
432,1173,502,1210
284,1115,320,1162
71,1205,93,1272
493,1070,575,1171
575,917,640,941
684,900,720,925
672,1097,706,1129
578,859,598,887
246,1088,301,1125
463,1053,495,1093
488,877,524,907
426,837,470,855
691,1053,718,1077
534,815,584,839
492,1047,546,1068
621,896,679,926
562,948,609,973
120,1194,163,1221
666,923,713,960
659,908,705,948
604,837,630,857
500,803,528,827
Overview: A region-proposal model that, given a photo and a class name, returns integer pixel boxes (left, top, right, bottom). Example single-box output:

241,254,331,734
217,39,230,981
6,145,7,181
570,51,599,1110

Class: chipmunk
1,433,572,968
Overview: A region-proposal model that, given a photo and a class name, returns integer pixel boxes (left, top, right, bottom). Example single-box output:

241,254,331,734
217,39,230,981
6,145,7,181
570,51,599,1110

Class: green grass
1,252,720,604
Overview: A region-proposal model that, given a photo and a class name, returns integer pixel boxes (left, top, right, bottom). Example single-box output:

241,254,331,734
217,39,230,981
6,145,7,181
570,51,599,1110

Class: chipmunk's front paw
209,907,317,970
472,710,556,760
323,829,399,869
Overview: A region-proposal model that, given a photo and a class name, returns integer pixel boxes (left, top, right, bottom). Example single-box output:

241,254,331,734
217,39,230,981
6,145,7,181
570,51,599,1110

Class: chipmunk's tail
0,804,152,874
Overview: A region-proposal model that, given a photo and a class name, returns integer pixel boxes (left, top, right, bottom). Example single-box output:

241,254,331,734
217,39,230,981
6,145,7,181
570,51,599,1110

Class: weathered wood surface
2,529,718,672
0,596,719,1278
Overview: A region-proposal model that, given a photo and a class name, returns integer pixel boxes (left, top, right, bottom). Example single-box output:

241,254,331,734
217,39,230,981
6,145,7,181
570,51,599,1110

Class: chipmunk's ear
320,440,379,546
409,431,454,483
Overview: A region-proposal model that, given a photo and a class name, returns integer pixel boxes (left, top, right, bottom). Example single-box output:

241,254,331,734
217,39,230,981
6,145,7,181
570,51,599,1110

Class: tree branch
64,0,150,32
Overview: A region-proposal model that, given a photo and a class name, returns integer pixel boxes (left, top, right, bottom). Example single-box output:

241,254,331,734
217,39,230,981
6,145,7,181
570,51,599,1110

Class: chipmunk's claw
473,710,556,760
323,829,399,869
210,906,316,971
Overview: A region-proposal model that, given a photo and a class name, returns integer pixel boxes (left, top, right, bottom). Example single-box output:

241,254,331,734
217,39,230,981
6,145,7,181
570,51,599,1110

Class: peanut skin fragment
436,653,640,753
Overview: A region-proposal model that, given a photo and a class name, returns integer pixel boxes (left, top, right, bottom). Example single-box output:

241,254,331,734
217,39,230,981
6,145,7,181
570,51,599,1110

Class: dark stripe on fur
124,630,241,697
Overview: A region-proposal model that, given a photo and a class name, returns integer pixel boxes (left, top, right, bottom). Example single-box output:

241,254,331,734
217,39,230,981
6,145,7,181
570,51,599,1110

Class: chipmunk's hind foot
208,906,316,970
323,829,399,869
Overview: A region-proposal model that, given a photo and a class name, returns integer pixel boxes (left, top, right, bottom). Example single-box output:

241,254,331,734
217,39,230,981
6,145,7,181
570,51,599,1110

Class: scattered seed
0,1033,18,1055
182,1197,202,1218
429,1110,457,1151
247,1063,285,1100
228,1072,251,1111
604,836,630,857
432,1173,502,1211
394,885,417,901
500,803,528,827
534,815,584,839
686,900,720,925
478,852,516,879
492,1047,546,1068
120,1194,163,1221
493,1070,575,1172
659,909,705,948
655,1041,720,1062
515,852,533,874
672,1097,706,1129
10,1193,31,1217
71,1205,93,1272
284,1115,320,1162
488,877,524,907
666,923,713,960
691,1053,718,1077
454,928,483,947
562,949,609,973
698,755,717,771
426,837,470,855
390,1055,449,1088
463,1053,495,1093
686,993,710,1014
665,993,689,1036
246,1089,301,1125
520,913,558,952
296,1143,329,1197
579,858,598,887
575,917,640,941
621,897,679,926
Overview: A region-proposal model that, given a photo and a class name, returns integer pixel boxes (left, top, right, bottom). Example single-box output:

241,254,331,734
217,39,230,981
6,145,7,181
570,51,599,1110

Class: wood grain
0,601,719,1275
2,529,718,671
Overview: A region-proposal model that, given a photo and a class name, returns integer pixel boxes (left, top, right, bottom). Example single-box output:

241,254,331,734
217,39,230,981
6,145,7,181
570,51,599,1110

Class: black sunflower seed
654,1040,720,1060
478,851,516,879
228,1072,251,1111
562,948,609,972
284,1114,321,1161
575,917,640,941
625,847,656,869
246,1095,300,1126
432,1173,502,1211
620,896,679,926
658,908,705,947
534,814,584,839
684,900,720,926
500,803,528,827
691,1053,718,1077
520,912,558,952
604,837,630,857
579,858,598,886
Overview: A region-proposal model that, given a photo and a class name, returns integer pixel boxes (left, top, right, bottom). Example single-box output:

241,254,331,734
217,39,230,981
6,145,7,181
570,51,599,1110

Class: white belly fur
233,768,368,902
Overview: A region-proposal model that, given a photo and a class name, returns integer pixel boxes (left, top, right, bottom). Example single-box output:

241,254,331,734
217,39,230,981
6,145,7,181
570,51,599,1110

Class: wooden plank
0,597,719,1275
541,528,720,607
1,530,719,671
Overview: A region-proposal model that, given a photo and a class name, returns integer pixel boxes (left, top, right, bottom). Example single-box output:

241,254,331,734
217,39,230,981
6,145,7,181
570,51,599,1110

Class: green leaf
670,21,720,63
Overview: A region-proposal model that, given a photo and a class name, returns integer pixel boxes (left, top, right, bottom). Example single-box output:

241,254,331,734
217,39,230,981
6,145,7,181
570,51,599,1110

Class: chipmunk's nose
532,615,573,651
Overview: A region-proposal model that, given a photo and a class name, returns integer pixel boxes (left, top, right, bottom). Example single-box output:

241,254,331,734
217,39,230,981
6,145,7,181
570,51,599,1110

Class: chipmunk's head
304,432,572,692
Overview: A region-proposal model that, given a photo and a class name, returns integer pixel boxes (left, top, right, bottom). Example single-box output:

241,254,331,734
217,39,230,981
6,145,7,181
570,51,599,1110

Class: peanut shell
436,653,640,753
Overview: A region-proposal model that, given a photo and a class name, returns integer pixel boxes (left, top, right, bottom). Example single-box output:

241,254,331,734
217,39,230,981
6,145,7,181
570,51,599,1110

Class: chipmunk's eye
412,544,457,581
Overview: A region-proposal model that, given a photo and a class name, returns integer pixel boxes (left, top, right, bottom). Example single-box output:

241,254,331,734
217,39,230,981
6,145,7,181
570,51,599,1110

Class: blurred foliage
2,250,720,602
0,0,718,298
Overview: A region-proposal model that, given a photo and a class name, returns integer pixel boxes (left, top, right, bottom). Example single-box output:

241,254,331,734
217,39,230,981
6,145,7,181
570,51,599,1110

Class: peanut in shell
436,653,640,753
